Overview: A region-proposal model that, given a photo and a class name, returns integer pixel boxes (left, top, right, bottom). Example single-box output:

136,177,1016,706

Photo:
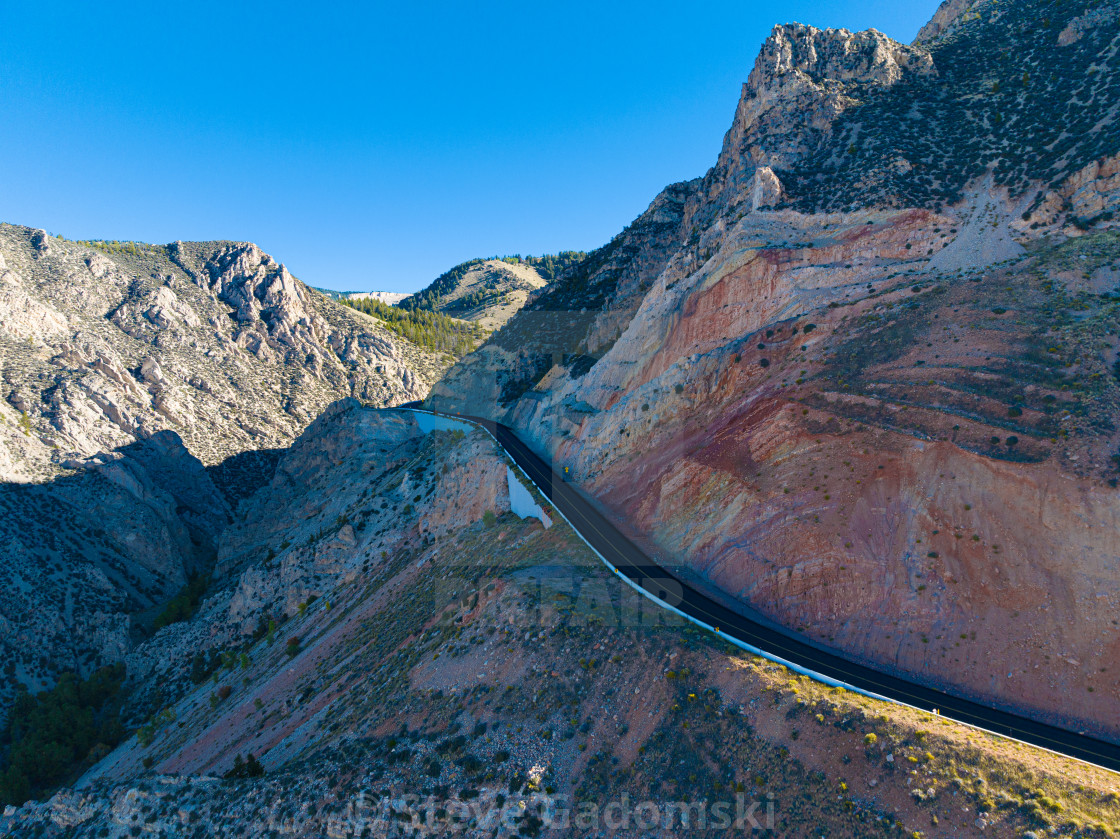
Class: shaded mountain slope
0,224,449,721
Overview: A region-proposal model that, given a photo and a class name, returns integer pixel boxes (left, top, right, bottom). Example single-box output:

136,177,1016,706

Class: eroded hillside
5,402,1119,838
409,259,547,330
400,253,587,331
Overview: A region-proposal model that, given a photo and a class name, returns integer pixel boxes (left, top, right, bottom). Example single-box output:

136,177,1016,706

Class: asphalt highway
401,403,1120,774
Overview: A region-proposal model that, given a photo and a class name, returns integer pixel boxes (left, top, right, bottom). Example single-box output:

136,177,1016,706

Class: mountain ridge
0,223,446,726
399,252,588,330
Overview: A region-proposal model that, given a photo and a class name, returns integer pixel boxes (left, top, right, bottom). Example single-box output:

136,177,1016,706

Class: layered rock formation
8,402,1120,837
4,1,1120,833
428,0,1120,738
0,226,449,717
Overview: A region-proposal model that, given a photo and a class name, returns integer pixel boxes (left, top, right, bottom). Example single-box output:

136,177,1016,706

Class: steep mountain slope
428,184,696,407
401,253,586,331
6,402,1119,837
0,224,449,718
428,0,1120,738
419,258,547,330
0,226,445,476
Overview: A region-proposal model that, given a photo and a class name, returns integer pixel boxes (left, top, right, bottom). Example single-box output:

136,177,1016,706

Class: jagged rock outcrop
913,0,977,45
781,0,1120,212
708,23,934,214
1057,3,1120,47
0,225,450,719
0,226,447,478
185,242,326,354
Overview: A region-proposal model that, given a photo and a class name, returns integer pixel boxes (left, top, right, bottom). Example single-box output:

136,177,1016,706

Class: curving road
400,403,1120,774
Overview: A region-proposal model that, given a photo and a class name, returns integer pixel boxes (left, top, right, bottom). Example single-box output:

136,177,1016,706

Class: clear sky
0,1,941,292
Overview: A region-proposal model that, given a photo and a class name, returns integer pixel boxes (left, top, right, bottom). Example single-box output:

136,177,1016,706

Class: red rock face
568,229,1120,737
640,210,943,386
602,403,1120,727
472,178,1120,739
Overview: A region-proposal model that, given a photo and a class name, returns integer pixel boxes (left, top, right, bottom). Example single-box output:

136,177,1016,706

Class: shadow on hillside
205,447,284,513
0,432,231,593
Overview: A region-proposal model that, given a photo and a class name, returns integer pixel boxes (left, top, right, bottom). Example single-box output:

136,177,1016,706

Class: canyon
3,0,1120,836
0,226,447,718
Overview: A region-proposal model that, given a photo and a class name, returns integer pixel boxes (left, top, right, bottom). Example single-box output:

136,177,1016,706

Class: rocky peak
709,23,933,215
782,0,1120,212
749,23,934,92
185,241,325,353
913,0,984,45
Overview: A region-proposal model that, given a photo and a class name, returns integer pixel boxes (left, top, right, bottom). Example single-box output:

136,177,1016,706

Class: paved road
401,403,1120,773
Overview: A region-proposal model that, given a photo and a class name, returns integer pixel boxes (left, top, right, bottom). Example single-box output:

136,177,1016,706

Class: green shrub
0,664,127,805
223,753,265,780
136,706,175,748
152,574,210,632
190,650,223,684
340,296,486,356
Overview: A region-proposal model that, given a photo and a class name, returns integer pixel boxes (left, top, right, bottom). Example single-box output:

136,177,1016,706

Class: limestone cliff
428,0,1120,738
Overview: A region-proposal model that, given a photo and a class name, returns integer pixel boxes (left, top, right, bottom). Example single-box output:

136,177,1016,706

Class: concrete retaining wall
507,467,552,529
412,412,474,435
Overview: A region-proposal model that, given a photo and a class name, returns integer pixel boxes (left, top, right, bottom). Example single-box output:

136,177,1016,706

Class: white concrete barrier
412,411,474,435
507,467,552,529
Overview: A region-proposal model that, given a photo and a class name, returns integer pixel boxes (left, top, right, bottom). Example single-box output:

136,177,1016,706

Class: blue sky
0,1,941,292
